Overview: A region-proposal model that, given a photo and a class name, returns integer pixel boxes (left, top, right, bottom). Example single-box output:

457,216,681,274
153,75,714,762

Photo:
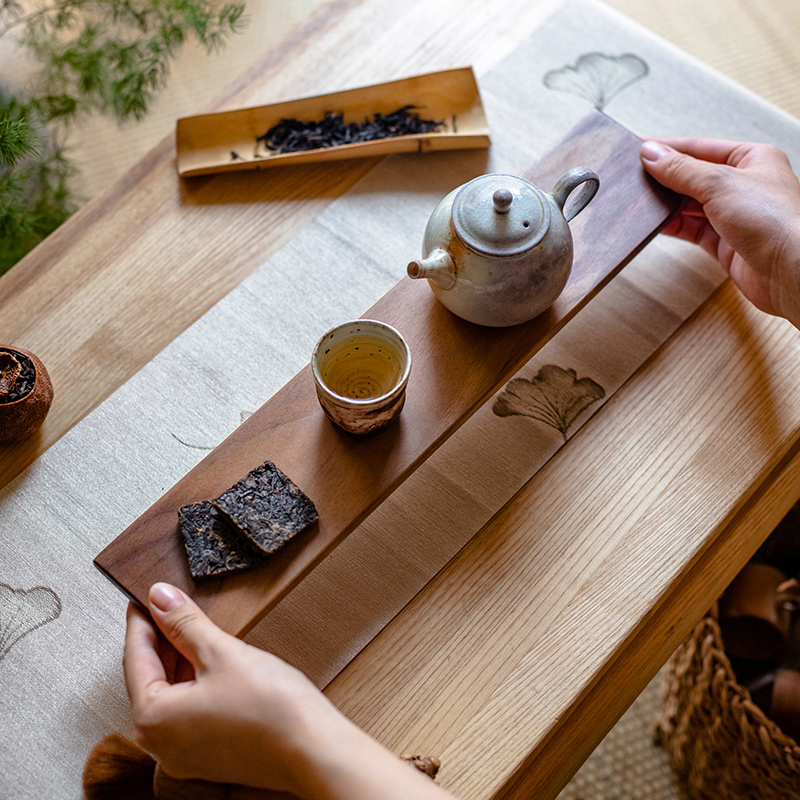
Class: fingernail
150,582,185,612
640,141,671,162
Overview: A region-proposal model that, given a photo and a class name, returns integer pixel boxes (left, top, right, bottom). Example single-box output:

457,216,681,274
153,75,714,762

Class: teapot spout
407,248,456,290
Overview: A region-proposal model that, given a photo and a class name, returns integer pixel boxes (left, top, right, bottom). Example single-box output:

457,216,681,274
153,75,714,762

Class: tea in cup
311,319,411,435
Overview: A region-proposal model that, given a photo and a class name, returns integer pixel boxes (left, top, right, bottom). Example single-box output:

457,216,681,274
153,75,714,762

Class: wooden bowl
0,346,54,444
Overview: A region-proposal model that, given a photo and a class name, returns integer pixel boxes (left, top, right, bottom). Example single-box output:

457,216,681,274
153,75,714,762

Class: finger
159,632,197,684
661,212,722,262
640,140,734,205
677,198,706,218
155,627,196,684
174,656,196,684
717,239,737,275
157,627,180,683
148,583,229,673
645,137,753,166
124,602,169,709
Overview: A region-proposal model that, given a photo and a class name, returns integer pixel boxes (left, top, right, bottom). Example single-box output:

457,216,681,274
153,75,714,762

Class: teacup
311,319,411,435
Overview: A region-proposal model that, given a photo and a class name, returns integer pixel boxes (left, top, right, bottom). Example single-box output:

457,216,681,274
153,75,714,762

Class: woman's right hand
640,138,800,328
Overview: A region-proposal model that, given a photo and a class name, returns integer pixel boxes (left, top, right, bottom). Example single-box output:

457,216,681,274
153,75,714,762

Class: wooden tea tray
95,110,680,636
176,66,490,177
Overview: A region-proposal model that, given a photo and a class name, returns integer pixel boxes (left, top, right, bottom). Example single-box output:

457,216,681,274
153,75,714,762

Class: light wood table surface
3,1,800,798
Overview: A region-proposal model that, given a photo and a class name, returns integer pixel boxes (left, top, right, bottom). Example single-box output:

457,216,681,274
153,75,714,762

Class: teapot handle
551,167,600,223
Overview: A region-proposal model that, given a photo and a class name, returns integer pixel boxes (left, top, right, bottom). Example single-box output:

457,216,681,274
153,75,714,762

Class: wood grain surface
172,284,800,800
0,0,562,492
322,284,800,799
95,110,679,635
4,0,800,797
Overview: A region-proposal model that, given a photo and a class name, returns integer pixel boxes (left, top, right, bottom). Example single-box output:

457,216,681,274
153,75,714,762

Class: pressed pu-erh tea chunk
179,501,265,580
214,461,318,556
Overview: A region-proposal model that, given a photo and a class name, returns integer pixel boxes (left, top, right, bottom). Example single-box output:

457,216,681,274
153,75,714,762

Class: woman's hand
124,583,457,800
640,138,800,327
124,583,349,794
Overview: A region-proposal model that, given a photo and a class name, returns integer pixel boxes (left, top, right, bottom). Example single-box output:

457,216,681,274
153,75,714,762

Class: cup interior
313,321,410,402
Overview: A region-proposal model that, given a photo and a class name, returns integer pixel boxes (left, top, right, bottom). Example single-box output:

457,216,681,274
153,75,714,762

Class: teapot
406,168,599,327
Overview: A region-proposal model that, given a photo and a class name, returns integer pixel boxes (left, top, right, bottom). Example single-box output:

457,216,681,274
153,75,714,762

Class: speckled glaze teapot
407,168,599,327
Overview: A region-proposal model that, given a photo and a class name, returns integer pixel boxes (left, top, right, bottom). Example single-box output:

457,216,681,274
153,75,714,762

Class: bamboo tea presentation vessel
175,66,490,177
96,111,680,637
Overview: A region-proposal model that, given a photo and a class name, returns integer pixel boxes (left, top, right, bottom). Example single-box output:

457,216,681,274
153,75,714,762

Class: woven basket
656,609,800,799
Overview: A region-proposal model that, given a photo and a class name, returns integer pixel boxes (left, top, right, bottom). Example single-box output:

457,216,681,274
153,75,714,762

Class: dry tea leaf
401,754,441,780
0,352,21,397
255,106,445,155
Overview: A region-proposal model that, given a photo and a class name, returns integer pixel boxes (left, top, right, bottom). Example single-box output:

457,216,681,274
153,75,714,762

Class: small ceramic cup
311,319,411,435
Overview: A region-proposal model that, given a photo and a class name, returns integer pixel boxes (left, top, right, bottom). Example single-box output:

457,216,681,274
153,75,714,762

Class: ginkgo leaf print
543,52,648,111
0,584,61,661
492,365,605,442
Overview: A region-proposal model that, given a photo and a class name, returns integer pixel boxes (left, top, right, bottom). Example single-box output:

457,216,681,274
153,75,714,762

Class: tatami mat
609,0,800,119
0,1,326,199
556,670,681,800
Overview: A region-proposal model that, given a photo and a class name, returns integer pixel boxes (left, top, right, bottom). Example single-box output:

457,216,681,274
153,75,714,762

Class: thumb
148,582,227,672
640,140,724,205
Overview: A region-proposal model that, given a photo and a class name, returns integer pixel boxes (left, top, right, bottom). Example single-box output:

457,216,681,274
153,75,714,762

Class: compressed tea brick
215,461,318,556
179,501,265,580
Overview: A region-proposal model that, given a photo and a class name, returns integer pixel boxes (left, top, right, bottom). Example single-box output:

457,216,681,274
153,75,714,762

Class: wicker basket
656,609,800,799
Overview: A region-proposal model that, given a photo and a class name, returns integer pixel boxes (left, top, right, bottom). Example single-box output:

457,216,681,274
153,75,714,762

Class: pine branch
0,1,248,277
0,117,41,166
0,104,75,274
4,1,248,123
0,2,70,39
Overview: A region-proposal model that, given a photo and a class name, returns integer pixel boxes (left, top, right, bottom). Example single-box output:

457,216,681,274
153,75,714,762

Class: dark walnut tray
95,110,679,636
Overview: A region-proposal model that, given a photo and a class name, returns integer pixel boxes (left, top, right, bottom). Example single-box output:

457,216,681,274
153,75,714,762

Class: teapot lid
452,174,550,257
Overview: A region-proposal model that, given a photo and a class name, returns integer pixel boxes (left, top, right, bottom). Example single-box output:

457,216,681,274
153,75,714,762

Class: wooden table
3,0,800,798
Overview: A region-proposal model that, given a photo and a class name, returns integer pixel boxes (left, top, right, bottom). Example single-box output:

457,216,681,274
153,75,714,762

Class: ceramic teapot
406,168,599,327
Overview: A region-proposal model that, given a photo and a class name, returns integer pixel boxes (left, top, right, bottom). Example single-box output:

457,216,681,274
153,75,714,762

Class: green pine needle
0,1,248,277
0,117,40,166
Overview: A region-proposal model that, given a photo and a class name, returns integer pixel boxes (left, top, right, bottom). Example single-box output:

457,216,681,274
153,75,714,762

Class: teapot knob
492,188,513,214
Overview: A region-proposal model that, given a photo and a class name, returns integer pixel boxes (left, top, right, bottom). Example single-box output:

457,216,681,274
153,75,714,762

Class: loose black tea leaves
0,349,35,405
215,461,318,556
255,105,445,155
179,501,265,580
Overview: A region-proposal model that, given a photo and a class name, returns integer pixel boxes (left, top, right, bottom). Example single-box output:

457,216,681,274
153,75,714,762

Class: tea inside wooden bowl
0,346,54,444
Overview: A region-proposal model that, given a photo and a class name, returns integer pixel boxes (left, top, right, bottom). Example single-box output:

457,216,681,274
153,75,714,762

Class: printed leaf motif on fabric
170,410,255,451
493,365,605,441
543,52,649,110
0,583,62,661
